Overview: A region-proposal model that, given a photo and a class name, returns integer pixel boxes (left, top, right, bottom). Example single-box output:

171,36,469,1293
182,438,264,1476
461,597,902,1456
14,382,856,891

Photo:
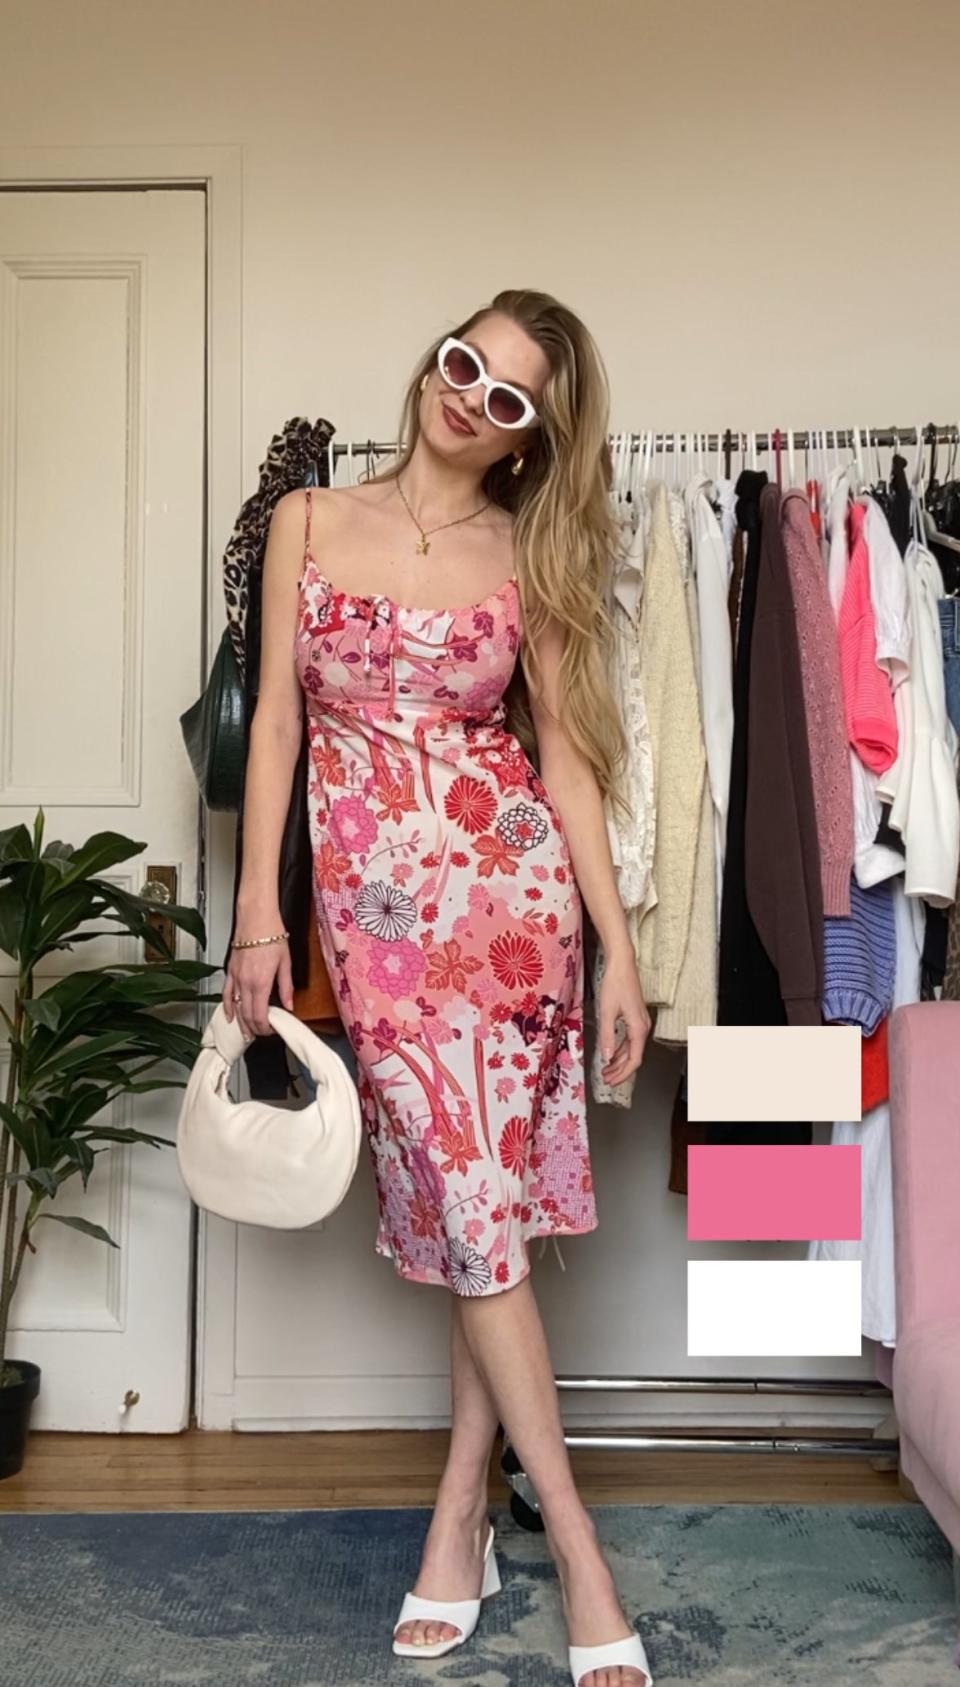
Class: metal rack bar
552,1374,892,1397
331,421,959,458
501,1376,898,1522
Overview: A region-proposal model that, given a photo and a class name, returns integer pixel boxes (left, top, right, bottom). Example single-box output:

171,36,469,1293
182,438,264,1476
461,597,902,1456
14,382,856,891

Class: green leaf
37,1214,120,1249
60,1139,96,1188
22,993,65,1033
80,1126,176,1149
0,1099,23,1134
36,884,114,953
87,878,207,949
0,823,34,871
53,832,147,889
0,1105,52,1168
0,878,27,960
4,1167,61,1197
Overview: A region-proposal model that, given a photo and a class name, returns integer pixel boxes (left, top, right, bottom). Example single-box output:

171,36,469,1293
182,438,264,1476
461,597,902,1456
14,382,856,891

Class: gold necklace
396,475,492,556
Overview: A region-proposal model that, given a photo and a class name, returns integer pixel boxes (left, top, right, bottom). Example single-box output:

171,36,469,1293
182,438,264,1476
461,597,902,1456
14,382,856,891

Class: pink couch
890,1001,960,1568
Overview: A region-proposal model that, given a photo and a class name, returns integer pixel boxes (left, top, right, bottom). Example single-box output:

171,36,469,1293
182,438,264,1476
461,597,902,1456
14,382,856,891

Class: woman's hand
222,930,294,1039
596,943,651,1087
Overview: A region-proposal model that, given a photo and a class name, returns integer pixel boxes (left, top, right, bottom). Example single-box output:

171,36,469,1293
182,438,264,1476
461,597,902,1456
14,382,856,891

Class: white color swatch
687,1259,862,1355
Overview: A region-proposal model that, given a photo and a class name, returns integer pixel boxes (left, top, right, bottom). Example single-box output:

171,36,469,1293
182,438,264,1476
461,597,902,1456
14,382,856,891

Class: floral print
292,490,598,1296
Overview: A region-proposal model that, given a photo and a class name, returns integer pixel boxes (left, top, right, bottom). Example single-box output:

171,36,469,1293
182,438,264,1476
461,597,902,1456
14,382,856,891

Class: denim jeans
939,597,960,735
293,1027,358,1097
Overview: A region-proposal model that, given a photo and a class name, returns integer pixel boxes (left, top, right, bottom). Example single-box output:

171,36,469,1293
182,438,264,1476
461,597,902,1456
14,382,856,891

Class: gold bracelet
231,930,290,950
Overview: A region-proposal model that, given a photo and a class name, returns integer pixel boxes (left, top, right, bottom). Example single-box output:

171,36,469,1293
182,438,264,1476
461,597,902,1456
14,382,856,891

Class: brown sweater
744,483,824,1024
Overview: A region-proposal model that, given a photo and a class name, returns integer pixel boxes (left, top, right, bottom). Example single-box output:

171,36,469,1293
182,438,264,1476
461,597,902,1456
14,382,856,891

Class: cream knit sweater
636,483,706,1008
590,482,707,1106
655,489,716,1045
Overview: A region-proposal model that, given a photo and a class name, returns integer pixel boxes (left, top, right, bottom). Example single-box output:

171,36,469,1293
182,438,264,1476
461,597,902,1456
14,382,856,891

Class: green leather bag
179,625,247,811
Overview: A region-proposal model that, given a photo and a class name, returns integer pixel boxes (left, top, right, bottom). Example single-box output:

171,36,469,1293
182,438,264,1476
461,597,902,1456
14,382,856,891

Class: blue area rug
0,1502,956,1685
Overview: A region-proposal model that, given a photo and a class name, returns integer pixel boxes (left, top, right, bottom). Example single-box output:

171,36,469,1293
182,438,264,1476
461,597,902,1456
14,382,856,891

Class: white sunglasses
436,335,540,431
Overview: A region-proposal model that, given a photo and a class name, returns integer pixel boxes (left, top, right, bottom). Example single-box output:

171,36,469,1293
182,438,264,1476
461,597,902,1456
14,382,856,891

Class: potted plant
0,810,221,1477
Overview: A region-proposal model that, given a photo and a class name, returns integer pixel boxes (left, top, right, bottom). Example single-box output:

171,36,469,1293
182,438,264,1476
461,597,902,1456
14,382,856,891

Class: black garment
709,468,811,1143
874,801,907,858
717,470,783,1026
888,453,912,558
921,906,947,999
223,416,336,1099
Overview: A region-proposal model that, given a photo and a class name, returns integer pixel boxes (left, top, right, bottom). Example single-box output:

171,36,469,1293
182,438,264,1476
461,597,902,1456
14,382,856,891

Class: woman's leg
393,1295,502,1648
458,1274,649,1687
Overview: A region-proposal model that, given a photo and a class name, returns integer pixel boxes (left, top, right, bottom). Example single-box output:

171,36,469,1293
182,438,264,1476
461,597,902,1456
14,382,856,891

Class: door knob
142,865,178,962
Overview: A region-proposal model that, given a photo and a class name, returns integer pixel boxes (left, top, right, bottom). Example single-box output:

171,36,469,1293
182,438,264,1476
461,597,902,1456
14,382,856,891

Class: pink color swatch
687,1144,861,1241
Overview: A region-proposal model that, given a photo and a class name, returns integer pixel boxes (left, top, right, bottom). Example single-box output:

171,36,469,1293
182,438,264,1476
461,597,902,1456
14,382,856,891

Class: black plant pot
0,1360,41,1479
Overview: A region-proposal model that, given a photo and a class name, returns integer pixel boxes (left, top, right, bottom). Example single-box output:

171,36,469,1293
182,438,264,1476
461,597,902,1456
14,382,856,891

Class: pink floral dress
293,489,598,1295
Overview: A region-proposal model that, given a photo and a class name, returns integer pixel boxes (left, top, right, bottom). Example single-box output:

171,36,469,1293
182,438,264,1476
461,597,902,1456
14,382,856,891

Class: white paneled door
0,188,206,1430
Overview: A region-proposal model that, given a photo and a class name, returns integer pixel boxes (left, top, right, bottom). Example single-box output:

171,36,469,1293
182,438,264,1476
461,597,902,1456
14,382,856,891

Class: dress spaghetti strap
304,486,312,563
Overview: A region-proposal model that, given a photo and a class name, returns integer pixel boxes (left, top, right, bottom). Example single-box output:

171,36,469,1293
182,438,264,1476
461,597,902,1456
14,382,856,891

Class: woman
223,289,653,1687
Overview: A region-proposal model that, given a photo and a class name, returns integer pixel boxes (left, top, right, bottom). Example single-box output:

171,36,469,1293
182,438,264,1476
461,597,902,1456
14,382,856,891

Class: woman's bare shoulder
278,480,388,536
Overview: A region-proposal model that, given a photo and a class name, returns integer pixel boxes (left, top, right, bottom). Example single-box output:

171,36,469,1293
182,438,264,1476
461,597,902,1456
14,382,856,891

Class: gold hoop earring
420,374,429,392
511,455,524,476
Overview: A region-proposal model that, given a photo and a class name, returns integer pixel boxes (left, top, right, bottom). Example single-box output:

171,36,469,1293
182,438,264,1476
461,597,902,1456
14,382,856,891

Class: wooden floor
0,1426,910,1513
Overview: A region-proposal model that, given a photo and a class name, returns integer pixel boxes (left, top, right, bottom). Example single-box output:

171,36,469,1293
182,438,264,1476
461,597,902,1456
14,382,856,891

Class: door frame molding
0,144,243,1428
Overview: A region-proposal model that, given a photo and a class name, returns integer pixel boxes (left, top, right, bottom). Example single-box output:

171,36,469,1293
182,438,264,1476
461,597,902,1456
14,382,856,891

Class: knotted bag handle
202,1002,350,1091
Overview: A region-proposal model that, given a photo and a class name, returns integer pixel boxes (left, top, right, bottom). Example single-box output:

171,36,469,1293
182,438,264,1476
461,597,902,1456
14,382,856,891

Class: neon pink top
837,502,898,774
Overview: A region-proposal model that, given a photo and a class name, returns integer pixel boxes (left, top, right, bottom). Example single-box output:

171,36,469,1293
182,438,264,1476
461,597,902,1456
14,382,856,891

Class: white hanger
327,439,336,487
867,425,881,487
850,425,864,494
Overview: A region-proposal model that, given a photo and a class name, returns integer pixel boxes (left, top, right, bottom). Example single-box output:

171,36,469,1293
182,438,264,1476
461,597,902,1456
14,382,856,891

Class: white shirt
881,539,959,904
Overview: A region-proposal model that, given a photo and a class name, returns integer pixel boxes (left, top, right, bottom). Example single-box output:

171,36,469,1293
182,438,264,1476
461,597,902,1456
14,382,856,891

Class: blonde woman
224,290,653,1687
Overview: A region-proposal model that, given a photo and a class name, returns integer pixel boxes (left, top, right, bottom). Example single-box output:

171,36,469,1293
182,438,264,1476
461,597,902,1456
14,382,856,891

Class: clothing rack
329,419,939,1525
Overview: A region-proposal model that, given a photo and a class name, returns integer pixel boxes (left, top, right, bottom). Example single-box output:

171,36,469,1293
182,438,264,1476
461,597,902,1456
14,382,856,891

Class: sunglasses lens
441,343,481,387
488,385,527,427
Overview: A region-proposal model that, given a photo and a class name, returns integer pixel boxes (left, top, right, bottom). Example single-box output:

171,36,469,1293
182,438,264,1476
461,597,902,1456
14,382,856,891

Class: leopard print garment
223,415,336,679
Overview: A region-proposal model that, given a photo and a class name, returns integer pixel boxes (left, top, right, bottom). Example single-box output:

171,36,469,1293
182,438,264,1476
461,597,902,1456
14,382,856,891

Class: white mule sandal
392,1521,501,1658
569,1629,653,1687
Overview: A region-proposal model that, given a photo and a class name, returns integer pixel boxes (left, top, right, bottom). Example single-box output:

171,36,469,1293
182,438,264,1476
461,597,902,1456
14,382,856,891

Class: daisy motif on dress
448,1236,493,1296
354,881,418,940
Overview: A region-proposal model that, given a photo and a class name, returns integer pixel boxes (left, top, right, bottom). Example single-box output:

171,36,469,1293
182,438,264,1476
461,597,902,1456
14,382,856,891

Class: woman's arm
527,612,650,1086
224,490,307,1033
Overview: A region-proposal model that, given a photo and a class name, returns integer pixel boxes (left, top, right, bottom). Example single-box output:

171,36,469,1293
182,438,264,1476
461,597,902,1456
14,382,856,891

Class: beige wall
5,0,958,479
5,0,958,1415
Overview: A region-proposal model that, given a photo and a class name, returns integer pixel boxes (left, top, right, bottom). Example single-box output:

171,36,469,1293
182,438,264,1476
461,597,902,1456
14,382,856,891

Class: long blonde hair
368,288,630,824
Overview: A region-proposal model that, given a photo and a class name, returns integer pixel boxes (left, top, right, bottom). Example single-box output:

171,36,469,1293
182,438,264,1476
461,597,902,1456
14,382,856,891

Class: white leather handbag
175,1002,362,1229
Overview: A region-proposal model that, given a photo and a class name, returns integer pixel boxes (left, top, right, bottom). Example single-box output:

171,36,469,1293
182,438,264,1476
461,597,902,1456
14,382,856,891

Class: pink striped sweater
781,489,855,917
